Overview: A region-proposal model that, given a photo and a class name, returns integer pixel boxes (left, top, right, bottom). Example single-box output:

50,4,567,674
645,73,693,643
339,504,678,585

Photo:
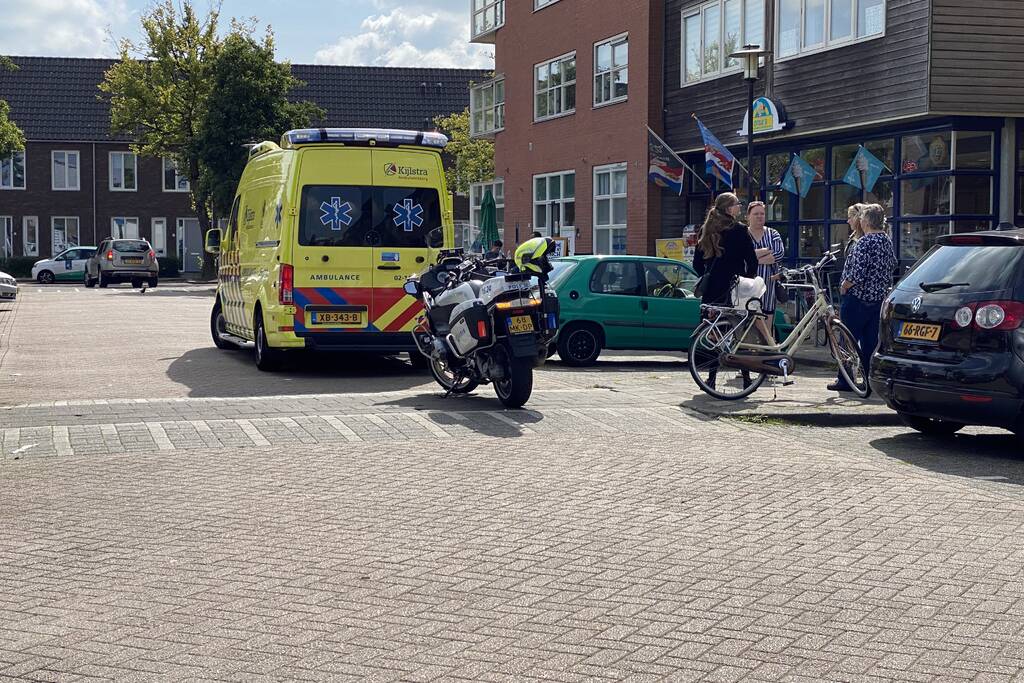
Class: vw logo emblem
911,296,923,313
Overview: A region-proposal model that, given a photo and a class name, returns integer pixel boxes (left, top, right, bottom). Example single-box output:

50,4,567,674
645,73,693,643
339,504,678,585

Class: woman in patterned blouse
746,201,785,341
828,203,898,394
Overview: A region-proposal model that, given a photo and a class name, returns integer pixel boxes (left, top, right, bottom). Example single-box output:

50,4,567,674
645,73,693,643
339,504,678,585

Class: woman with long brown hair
692,192,758,306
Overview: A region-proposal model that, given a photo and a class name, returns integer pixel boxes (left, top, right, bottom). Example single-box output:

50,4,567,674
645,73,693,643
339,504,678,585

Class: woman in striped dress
746,201,786,341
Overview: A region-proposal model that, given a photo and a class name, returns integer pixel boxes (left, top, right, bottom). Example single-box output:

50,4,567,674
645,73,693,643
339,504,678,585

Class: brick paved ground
1,285,1024,681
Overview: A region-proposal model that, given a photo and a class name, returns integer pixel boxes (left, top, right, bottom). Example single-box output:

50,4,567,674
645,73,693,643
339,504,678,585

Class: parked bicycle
688,246,869,400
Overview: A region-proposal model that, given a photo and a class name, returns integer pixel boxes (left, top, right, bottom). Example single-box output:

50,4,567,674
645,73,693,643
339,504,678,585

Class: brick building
0,57,487,271
469,0,665,255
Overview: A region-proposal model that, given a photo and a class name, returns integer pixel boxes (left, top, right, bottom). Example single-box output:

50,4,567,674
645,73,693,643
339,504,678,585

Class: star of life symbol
319,197,354,231
274,202,283,226
392,198,424,233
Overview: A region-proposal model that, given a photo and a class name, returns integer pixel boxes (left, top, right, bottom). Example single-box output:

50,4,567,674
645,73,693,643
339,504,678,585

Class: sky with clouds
0,0,494,68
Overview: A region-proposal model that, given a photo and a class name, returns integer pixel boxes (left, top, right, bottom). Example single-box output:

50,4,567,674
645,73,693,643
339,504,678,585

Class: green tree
99,0,220,274
433,108,494,195
0,57,25,158
196,30,324,217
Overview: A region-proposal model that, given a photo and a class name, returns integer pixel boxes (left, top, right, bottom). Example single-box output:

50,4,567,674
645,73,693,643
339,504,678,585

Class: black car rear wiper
919,281,970,293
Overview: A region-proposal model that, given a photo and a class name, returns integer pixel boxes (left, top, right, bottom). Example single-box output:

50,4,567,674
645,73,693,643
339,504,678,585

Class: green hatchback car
548,255,787,366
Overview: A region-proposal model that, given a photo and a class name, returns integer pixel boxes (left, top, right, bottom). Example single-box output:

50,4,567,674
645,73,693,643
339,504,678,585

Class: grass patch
726,414,787,426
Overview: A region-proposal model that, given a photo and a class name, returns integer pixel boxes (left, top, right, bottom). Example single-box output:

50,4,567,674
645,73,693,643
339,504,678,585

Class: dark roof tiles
0,56,488,142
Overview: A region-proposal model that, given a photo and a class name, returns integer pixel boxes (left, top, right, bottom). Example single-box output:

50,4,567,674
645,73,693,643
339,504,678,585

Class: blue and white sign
392,199,424,233
781,154,817,198
382,251,400,262
843,145,886,193
319,197,354,231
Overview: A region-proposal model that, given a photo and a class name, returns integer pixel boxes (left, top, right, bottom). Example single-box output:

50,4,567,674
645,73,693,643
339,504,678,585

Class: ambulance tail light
279,264,294,305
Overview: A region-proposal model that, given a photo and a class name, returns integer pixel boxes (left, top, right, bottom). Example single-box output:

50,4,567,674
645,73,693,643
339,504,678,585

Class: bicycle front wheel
829,320,870,398
688,323,766,401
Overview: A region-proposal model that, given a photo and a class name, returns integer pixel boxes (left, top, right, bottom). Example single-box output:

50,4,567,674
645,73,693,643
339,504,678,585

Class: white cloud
313,7,493,69
0,0,132,58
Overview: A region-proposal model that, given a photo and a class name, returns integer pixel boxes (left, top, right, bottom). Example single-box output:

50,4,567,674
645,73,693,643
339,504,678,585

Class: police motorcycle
404,237,560,409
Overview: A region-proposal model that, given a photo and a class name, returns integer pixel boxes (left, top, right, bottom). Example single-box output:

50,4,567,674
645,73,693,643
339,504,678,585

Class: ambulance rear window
298,185,442,248
299,185,373,247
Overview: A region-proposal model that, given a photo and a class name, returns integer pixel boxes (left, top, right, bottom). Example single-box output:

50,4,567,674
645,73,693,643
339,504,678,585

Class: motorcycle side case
448,302,491,356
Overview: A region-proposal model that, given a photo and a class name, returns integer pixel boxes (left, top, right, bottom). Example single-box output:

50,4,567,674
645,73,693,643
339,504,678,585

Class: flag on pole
694,116,736,189
781,154,817,198
647,127,706,194
842,145,886,193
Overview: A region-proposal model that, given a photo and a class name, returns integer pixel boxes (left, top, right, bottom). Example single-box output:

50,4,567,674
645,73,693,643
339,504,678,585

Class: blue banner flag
694,116,736,189
843,145,885,193
781,154,817,198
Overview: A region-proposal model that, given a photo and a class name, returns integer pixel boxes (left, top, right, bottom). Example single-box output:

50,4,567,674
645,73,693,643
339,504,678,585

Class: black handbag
693,257,716,298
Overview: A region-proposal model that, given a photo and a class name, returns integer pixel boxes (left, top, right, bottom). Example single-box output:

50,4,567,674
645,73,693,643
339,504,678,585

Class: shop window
901,132,951,173
900,221,948,262
766,152,790,186
778,0,885,59
594,163,627,255
954,176,992,215
799,224,825,258
901,177,951,216
682,0,765,85
533,171,574,238
535,53,576,121
800,185,825,220
831,184,861,219
953,219,992,233
594,35,628,106
955,132,993,170
767,190,790,222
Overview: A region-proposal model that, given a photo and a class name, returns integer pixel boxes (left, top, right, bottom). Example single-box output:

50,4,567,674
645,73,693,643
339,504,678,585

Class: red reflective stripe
960,395,993,403
386,300,424,331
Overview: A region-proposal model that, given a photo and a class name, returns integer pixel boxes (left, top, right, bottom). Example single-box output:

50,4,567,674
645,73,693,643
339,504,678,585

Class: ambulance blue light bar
281,128,449,149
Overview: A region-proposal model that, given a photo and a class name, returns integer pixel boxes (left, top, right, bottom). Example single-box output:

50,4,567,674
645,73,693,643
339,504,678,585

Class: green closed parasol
477,188,500,253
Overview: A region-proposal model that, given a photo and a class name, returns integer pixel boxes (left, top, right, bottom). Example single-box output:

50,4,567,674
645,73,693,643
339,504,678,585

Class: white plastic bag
731,275,766,309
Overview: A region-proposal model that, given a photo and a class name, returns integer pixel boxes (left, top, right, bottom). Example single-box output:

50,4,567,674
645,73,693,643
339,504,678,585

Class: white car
30,246,97,284
0,270,16,301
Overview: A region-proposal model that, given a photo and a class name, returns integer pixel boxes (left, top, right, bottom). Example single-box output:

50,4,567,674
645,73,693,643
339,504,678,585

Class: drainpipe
92,142,97,245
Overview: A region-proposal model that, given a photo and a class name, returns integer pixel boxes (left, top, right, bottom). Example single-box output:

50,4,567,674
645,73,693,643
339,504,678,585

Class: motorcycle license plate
898,321,941,342
508,315,534,334
312,311,363,325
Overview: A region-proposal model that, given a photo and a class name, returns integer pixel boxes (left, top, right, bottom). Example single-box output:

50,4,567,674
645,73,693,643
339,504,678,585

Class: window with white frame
111,217,140,239
594,164,628,255
22,216,38,256
110,151,137,191
470,78,505,136
533,171,575,237
51,217,80,253
151,217,167,256
471,180,505,229
472,0,504,39
0,216,12,258
51,151,80,191
777,0,885,59
535,53,576,121
594,35,629,106
0,151,25,189
683,0,764,84
162,158,190,192
535,0,562,8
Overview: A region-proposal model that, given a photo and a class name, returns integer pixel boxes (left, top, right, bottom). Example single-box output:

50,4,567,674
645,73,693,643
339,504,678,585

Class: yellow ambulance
204,128,453,371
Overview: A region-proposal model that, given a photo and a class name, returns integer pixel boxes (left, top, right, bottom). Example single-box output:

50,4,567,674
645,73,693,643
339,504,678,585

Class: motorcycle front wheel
430,357,479,394
494,344,533,409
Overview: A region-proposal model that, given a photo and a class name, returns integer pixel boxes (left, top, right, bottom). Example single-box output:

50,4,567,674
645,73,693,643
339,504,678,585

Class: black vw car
871,231,1024,441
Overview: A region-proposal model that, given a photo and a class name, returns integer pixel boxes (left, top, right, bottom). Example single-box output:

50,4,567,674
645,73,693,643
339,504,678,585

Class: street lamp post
729,45,769,205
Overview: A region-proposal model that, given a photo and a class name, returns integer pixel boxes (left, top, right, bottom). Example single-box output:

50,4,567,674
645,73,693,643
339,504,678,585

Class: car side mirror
204,228,222,255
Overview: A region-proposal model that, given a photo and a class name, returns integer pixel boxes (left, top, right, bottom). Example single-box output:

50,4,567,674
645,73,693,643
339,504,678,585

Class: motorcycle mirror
403,281,420,296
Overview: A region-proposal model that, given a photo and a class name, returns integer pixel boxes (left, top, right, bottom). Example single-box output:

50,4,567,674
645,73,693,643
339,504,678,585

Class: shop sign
738,97,789,136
